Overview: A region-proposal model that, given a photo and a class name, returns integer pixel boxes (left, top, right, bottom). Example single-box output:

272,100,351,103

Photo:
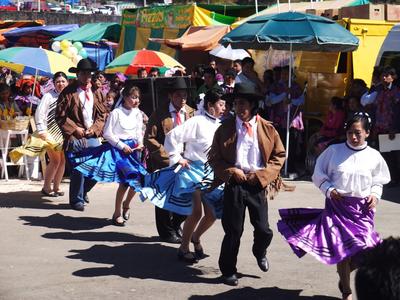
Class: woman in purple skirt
277,112,390,300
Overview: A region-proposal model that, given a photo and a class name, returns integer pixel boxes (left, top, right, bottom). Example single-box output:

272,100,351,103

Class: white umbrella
210,44,250,61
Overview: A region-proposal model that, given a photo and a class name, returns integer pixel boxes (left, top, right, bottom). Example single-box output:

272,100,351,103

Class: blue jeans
67,138,101,205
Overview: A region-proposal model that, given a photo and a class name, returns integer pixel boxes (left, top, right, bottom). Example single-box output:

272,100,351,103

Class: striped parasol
105,49,184,75
0,47,76,77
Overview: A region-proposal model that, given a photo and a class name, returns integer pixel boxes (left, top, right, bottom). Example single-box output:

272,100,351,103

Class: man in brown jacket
56,58,106,211
208,83,286,286
144,77,195,243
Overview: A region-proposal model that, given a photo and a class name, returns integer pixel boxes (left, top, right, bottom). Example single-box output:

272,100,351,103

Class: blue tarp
0,0,13,6
4,24,79,39
83,42,114,71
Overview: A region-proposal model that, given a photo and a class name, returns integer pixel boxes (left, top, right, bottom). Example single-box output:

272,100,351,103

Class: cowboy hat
222,82,263,102
163,77,193,91
68,58,98,73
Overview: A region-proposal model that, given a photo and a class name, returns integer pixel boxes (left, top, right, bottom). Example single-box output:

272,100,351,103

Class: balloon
78,49,88,59
62,49,72,58
75,55,83,62
51,41,61,52
69,46,78,56
60,40,70,51
73,42,83,51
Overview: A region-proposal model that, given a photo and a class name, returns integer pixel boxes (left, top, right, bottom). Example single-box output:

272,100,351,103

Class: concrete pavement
0,179,399,300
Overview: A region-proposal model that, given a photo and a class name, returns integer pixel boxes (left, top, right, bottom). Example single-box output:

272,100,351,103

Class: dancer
56,58,106,211
208,83,286,286
277,112,390,300
144,77,195,244
35,72,68,196
142,90,225,262
68,85,147,226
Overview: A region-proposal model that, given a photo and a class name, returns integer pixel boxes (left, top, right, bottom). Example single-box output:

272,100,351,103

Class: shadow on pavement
188,286,340,300
382,186,400,204
0,191,70,210
19,213,109,231
42,231,159,243
67,243,221,284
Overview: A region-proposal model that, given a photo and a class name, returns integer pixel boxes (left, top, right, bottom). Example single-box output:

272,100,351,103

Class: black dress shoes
70,202,85,212
161,234,182,244
256,256,269,272
221,274,238,286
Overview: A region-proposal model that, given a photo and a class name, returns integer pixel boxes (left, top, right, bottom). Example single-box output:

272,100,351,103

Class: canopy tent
0,27,16,46
0,20,44,29
54,23,121,43
4,24,79,48
149,26,230,52
117,4,237,56
232,0,370,28
198,4,270,17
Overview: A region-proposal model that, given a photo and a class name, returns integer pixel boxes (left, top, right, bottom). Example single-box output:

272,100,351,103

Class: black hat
222,82,263,102
68,58,98,73
164,77,192,91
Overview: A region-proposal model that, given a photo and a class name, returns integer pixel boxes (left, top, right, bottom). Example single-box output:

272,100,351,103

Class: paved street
0,180,399,300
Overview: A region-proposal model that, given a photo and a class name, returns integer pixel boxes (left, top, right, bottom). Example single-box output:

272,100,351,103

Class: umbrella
220,12,359,175
210,44,250,61
0,47,76,77
105,49,184,75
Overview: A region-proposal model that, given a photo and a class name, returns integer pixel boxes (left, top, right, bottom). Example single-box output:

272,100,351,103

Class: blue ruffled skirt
68,139,147,191
140,160,224,218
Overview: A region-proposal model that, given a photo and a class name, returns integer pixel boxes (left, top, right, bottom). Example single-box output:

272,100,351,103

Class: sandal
122,207,130,221
177,248,197,264
54,190,65,196
112,215,125,227
41,188,57,197
191,237,205,259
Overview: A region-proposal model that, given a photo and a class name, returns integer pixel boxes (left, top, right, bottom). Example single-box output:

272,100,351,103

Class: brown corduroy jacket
144,103,195,172
56,82,107,149
208,116,286,189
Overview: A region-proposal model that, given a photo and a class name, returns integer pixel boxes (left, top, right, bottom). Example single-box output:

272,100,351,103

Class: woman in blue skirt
69,86,147,226
141,89,226,262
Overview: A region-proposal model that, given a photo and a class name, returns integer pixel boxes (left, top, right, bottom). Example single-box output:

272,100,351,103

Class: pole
38,0,41,12
255,0,258,14
284,43,293,176
277,0,280,13
288,0,291,11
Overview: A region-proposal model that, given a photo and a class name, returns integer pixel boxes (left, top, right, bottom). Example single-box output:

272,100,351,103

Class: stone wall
0,11,121,26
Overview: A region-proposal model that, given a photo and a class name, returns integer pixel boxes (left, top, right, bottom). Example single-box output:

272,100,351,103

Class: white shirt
312,142,390,199
103,107,143,150
168,102,187,127
35,89,59,133
164,112,221,165
235,115,263,173
77,87,94,129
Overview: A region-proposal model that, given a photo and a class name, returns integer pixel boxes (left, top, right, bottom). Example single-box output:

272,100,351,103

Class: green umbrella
221,11,359,51
220,12,359,175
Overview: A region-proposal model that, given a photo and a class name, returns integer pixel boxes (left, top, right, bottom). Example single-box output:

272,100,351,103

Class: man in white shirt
56,59,106,211
144,77,195,244
208,83,286,286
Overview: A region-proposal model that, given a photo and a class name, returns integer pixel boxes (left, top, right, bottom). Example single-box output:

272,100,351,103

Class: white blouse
103,107,143,150
35,89,59,133
164,113,221,165
312,142,390,199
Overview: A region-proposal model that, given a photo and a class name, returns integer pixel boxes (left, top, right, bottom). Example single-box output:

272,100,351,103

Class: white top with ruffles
103,107,143,150
164,112,221,165
312,142,390,199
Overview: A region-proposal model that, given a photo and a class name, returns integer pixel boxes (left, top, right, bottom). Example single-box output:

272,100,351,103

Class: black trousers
155,206,186,239
219,182,273,276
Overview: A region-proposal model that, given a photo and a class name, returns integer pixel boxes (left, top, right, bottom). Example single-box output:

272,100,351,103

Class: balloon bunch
51,40,88,65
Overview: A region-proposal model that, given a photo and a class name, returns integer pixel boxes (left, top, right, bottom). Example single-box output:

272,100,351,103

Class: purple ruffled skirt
277,196,381,265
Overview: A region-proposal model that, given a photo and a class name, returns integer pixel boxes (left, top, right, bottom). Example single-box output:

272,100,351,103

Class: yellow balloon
62,49,72,58
60,40,70,51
